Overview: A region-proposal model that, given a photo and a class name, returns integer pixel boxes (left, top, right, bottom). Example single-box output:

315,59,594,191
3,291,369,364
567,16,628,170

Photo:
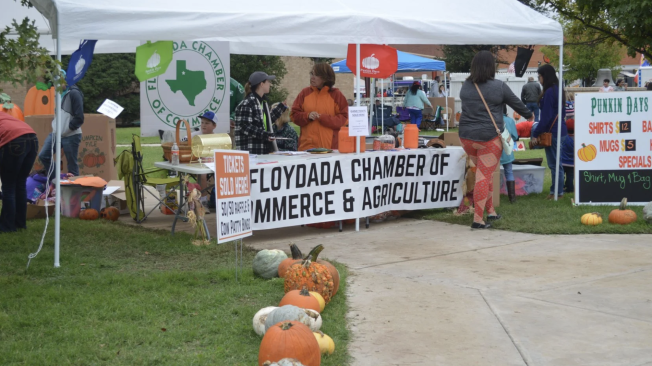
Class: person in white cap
234,71,288,154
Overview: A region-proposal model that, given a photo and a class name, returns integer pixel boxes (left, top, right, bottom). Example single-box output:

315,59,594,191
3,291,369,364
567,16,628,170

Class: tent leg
381,79,384,134
54,6,62,268
355,43,361,233
554,42,564,201
445,72,449,131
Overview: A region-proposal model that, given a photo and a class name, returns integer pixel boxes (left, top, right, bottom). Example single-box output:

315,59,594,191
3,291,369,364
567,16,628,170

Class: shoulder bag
473,83,514,155
531,115,558,148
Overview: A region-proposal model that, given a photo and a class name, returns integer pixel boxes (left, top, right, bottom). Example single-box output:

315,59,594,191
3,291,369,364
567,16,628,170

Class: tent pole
54,4,61,268
381,79,384,134
445,71,449,131
355,43,361,232
554,42,564,201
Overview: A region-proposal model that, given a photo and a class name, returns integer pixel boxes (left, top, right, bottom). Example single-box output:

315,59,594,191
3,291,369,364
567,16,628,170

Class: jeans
563,166,574,193
503,163,514,181
39,132,82,178
408,109,423,128
0,134,38,232
526,102,540,122
545,135,567,196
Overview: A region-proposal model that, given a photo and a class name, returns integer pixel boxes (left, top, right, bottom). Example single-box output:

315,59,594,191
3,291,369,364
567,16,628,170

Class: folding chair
131,134,180,223
420,106,436,130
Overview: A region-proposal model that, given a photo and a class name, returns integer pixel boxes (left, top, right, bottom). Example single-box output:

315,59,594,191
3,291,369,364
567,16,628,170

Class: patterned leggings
460,136,502,223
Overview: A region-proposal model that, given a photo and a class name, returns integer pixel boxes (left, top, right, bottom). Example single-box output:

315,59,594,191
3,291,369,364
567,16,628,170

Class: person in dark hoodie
38,74,84,178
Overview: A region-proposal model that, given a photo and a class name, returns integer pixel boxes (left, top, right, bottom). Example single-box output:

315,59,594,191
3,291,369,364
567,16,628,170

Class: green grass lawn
411,148,652,234
0,220,350,365
116,127,160,145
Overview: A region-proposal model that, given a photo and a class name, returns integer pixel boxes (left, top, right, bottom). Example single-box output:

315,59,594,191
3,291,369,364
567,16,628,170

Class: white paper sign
97,99,124,119
348,106,369,136
574,92,652,205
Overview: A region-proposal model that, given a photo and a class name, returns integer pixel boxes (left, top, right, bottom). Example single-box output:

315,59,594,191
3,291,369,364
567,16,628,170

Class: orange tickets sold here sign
346,44,398,79
214,150,252,243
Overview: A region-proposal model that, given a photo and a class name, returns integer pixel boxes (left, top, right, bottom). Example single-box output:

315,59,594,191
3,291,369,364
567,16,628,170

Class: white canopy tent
17,0,563,266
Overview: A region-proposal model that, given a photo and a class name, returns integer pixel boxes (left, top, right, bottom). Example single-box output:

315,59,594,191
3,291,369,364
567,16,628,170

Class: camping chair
131,134,180,223
395,106,410,122
421,106,436,130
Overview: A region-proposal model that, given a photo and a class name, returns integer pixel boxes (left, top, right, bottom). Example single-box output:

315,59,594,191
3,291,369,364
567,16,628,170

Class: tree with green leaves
0,0,62,92
538,0,652,62
62,54,140,124
540,17,624,86
230,55,288,104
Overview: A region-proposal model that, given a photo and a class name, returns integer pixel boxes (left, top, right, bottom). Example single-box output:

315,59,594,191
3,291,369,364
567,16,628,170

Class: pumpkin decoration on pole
1,93,25,121
284,245,335,303
608,198,637,225
258,321,321,366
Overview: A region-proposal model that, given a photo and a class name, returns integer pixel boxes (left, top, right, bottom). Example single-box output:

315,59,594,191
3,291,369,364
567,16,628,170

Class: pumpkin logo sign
346,44,398,79
577,143,598,162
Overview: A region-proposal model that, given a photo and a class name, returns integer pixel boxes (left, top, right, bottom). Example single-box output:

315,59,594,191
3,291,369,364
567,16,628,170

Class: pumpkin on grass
264,305,311,331
313,331,335,355
100,207,120,221
258,321,321,366
285,244,340,297
309,292,325,312
263,359,306,366
278,244,303,278
581,212,602,226
253,249,288,279
284,245,334,303
608,198,637,225
253,306,278,336
79,208,99,220
280,288,321,313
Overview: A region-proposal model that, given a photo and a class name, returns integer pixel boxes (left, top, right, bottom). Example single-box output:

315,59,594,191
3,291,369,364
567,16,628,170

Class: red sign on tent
346,44,398,78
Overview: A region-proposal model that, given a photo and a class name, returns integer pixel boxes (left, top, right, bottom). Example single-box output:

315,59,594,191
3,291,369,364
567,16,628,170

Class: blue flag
66,40,97,86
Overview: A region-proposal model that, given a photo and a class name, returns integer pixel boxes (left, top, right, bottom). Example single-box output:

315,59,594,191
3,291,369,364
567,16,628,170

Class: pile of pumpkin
252,244,339,366
581,198,650,226
79,207,120,221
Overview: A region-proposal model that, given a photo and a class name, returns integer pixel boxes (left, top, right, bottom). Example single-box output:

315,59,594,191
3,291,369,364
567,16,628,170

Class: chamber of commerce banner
141,41,230,137
574,92,652,204
249,149,466,230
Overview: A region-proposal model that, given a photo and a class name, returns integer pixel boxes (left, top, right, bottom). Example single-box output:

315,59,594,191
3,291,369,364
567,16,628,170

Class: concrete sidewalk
121,198,652,366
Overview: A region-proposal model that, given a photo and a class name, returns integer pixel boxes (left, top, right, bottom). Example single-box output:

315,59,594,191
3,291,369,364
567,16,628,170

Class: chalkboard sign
578,169,652,203
574,92,652,205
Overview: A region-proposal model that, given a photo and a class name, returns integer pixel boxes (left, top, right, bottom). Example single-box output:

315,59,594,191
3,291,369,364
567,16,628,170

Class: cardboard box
493,170,500,208
26,199,55,220
24,114,117,182
102,180,129,215
441,132,462,147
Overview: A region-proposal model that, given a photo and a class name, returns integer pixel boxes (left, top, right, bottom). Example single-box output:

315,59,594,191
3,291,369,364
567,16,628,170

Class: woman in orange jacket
291,63,349,150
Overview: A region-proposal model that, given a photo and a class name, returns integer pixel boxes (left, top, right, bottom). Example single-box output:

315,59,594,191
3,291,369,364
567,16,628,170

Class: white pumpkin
253,306,278,336
264,305,312,331
304,309,322,332
262,359,306,366
253,249,288,279
643,201,652,224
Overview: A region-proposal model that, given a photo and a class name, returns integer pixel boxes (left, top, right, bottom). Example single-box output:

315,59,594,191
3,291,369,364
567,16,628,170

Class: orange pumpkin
577,143,597,162
279,288,321,313
100,207,120,221
284,245,334,304
1,93,25,121
258,321,321,366
278,244,304,278
285,245,340,297
24,83,56,116
455,111,461,122
608,198,637,225
79,208,99,220
96,154,106,166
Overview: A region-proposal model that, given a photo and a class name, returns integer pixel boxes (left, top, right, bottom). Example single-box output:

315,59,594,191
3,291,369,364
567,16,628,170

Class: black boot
507,181,517,203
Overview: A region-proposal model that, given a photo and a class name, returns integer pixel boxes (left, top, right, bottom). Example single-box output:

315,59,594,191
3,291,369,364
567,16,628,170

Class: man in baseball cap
248,71,276,85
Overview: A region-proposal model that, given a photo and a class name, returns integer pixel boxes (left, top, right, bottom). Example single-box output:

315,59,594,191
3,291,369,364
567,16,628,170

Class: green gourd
253,249,288,279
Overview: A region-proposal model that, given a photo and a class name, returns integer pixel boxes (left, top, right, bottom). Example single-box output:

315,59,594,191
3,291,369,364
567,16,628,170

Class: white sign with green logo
140,41,230,137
